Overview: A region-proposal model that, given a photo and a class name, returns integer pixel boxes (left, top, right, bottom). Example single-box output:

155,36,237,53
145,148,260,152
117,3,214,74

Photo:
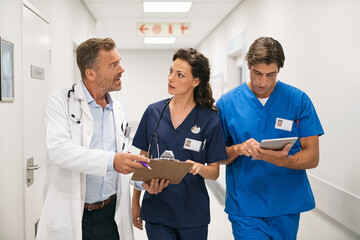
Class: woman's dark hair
172,48,216,111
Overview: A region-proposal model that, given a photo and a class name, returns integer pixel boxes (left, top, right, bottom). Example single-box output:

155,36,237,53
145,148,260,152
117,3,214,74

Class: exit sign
137,23,190,36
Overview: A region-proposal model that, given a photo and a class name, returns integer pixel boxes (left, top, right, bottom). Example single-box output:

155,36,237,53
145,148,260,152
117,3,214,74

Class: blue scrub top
217,81,324,217
133,99,228,228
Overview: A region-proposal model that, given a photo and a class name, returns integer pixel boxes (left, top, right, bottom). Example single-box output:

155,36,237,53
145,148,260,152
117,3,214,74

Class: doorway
23,3,51,239
227,48,244,91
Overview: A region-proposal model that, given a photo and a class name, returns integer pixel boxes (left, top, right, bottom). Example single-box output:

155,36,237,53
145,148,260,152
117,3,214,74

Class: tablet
260,137,298,151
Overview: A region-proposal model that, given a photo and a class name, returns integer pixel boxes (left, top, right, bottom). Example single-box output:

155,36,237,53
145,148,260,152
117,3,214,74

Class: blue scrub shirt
217,81,324,217
133,99,228,228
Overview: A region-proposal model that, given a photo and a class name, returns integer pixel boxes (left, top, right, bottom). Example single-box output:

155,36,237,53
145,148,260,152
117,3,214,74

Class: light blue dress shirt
82,81,118,203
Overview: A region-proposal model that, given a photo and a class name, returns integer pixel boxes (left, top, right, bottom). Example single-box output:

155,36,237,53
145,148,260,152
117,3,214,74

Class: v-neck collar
244,80,282,112
165,104,197,132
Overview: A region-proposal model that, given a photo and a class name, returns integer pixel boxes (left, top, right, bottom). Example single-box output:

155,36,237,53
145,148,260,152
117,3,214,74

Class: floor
133,181,234,240
132,182,360,240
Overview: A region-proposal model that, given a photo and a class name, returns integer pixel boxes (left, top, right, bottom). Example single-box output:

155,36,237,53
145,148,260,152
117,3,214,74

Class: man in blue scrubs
217,37,324,239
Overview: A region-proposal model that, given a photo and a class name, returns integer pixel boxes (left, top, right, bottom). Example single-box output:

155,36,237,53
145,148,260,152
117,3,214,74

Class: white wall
197,0,360,239
114,49,174,123
0,0,95,238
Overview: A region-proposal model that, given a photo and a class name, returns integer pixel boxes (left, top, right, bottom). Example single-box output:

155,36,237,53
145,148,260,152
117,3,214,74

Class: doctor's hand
113,153,150,174
143,178,169,194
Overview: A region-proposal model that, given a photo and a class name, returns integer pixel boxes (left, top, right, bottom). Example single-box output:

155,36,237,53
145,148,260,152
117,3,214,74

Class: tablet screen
260,137,298,150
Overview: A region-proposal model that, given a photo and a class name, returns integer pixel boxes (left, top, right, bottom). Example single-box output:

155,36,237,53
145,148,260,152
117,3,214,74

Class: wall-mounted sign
137,23,190,36
31,65,45,80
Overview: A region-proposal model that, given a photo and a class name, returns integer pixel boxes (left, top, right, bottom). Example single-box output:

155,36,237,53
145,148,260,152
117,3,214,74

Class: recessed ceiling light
144,37,176,44
143,2,192,13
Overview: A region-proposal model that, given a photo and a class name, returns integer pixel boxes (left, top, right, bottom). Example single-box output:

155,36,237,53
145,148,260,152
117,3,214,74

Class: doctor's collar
81,80,114,108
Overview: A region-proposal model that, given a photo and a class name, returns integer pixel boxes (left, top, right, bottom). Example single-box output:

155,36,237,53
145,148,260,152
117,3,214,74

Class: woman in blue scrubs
131,48,228,240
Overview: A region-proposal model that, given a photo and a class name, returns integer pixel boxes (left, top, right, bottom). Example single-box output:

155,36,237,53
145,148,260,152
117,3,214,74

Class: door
23,4,51,239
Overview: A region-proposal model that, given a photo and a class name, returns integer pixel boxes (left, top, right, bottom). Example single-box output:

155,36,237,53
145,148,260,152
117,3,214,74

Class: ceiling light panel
143,2,192,13
144,37,176,44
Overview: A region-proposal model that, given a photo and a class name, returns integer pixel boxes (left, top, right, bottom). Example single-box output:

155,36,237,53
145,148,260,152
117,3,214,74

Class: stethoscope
67,84,82,124
147,97,201,158
66,83,128,151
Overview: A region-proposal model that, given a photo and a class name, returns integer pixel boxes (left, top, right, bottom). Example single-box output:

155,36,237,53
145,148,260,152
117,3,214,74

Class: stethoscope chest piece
191,125,201,134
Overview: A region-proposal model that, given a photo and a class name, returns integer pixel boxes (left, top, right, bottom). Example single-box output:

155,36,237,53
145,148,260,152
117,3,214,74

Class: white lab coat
36,82,134,240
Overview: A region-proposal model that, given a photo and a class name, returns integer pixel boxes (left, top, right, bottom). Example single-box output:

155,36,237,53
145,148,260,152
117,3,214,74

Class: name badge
183,138,202,152
275,117,293,132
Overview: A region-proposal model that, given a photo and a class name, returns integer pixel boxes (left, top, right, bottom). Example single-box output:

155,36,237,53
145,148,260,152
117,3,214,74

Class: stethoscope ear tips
68,84,83,125
71,114,81,124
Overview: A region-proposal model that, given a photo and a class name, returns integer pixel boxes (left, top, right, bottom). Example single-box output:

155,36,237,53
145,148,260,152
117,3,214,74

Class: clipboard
131,159,194,184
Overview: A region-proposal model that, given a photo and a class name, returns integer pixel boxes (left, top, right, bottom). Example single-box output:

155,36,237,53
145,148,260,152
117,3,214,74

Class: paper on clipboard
131,158,194,184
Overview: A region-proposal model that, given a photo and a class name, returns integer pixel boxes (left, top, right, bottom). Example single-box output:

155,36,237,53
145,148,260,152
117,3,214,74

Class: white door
23,4,51,240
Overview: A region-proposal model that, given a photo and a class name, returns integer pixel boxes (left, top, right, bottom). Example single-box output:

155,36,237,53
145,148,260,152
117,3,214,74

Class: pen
202,139,207,150
128,151,152,170
140,161,152,170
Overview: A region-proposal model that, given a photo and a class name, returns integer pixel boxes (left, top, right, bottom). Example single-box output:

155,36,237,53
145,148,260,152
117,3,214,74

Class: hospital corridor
0,0,360,239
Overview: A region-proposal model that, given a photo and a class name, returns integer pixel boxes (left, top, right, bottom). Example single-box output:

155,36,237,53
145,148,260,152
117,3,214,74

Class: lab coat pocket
44,190,78,231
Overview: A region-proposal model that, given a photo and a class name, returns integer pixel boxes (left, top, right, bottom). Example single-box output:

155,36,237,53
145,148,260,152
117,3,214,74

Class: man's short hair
245,37,285,71
76,38,116,79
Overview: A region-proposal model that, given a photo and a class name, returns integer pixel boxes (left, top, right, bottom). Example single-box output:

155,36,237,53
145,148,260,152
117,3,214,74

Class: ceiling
82,0,243,50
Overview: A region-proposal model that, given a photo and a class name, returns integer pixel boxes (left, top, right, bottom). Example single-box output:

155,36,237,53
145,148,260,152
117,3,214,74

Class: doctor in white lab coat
36,38,155,240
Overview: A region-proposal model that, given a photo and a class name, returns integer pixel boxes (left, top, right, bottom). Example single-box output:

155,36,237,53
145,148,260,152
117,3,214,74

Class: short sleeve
298,93,324,138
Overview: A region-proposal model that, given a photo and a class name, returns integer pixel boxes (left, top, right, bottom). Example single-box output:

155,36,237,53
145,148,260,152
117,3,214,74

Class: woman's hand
143,178,170,194
186,160,220,180
186,160,203,176
132,189,143,230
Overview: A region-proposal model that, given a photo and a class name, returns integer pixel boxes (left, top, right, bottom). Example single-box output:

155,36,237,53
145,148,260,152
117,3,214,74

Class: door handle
26,157,41,187
27,164,41,170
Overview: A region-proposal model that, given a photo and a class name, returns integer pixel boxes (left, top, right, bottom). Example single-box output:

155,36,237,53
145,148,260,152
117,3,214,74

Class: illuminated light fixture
143,2,192,13
144,37,176,44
